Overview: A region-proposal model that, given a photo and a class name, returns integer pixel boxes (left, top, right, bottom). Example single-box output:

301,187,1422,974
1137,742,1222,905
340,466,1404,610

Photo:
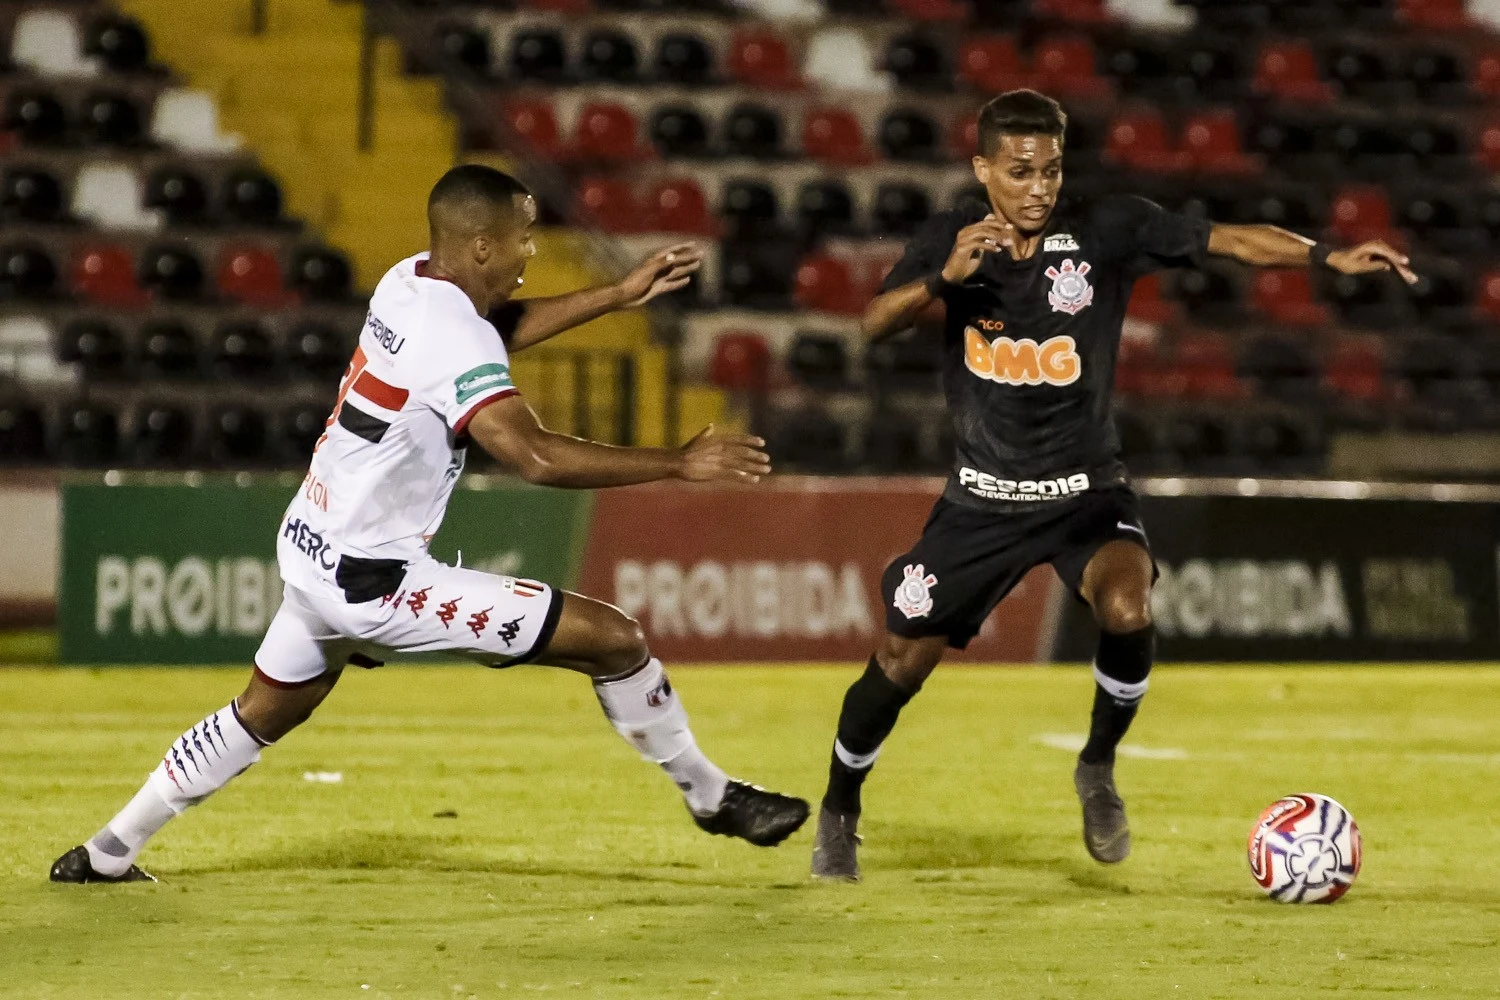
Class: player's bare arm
1207,224,1418,284
862,219,1015,341
467,392,770,489
504,243,704,352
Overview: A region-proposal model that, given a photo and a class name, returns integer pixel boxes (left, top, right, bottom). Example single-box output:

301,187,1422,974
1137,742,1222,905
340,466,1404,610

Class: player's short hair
427,164,531,227
976,90,1067,158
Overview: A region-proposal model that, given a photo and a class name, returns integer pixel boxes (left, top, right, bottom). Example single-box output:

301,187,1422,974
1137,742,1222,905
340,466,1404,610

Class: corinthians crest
893,563,938,619
1045,258,1093,315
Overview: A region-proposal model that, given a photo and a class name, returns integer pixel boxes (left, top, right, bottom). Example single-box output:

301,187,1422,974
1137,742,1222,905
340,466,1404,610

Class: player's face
972,134,1064,235
480,193,538,304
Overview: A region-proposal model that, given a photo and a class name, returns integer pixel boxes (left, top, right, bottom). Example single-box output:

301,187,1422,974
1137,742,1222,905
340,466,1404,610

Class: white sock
593,658,729,816
85,701,266,876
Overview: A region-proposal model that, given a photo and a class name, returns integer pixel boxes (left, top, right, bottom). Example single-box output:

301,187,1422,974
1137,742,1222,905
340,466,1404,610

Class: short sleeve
879,207,977,293
438,316,519,435
1091,195,1210,273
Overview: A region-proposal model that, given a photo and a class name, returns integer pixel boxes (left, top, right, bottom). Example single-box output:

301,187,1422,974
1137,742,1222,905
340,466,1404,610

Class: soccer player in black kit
810,90,1417,880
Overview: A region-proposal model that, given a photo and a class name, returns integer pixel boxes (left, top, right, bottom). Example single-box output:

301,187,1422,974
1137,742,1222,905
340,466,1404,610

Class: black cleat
692,780,810,847
49,845,156,884
1074,761,1131,864
810,805,861,882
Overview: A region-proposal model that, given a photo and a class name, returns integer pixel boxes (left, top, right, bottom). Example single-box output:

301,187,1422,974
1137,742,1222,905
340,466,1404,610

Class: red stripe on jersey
453,387,519,436
352,371,410,411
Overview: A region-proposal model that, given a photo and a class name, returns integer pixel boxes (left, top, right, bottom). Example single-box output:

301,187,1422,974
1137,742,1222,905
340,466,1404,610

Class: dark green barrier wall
59,474,592,664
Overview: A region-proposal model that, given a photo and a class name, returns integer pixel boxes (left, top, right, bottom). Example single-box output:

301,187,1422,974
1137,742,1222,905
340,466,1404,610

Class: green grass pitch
3,664,1499,998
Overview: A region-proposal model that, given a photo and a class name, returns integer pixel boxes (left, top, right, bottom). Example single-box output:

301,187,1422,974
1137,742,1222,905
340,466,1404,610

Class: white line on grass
1033,733,1190,760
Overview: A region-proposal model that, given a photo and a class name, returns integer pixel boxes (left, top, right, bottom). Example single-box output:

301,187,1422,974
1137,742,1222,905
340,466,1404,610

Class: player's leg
535,592,809,846
51,590,347,883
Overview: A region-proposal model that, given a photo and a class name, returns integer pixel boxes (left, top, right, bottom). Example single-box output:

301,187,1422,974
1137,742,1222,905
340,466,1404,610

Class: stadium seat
803,29,891,93
1104,108,1187,173
81,92,143,146
1330,185,1398,246
83,13,151,74
862,407,923,472
1405,47,1466,106
769,404,847,473
1,166,64,222
718,240,796,309
4,89,68,144
209,405,270,465
1031,34,1113,101
649,105,710,157
1325,44,1393,103
222,168,282,226
139,244,205,300
1103,37,1177,97
218,245,287,306
434,24,489,76
1125,274,1178,324
888,0,970,21
802,108,869,165
1239,335,1320,401
150,88,241,153
865,333,940,390
1241,412,1322,471
1475,269,1500,325
0,400,48,464
1251,269,1332,327
793,253,860,314
728,30,798,90
57,318,127,377
709,331,771,392
290,247,353,301
795,180,856,237
211,320,276,380
1253,41,1333,103
1113,408,1162,469
1241,183,1323,229
1174,268,1240,322
884,35,947,90
1033,0,1112,24
576,176,639,233
1324,337,1387,403
130,403,195,466
719,179,779,235
1474,48,1500,100
958,35,1026,94
950,116,980,160
724,104,784,159
139,318,199,377
280,403,328,463
1477,119,1500,173
1398,0,1469,30
574,102,641,161
1394,336,1471,397
1174,333,1243,400
787,332,849,388
642,178,715,235
1162,411,1236,471
286,320,348,380
580,29,639,83
144,165,209,225
655,33,713,85
0,242,58,301
10,10,98,78
72,163,160,230
72,243,143,306
877,110,940,161
500,98,563,159
57,402,119,466
871,183,931,236
1410,267,1474,330
1178,42,1244,102
510,28,567,82
1182,110,1261,175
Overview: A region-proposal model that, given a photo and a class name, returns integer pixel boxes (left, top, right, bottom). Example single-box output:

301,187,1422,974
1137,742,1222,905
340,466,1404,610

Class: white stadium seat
0,315,75,389
803,29,892,94
150,88,243,154
10,9,100,78
71,163,163,231
739,0,824,22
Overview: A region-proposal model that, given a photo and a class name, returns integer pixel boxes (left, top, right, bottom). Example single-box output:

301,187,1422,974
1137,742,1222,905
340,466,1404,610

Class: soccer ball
1247,793,1362,903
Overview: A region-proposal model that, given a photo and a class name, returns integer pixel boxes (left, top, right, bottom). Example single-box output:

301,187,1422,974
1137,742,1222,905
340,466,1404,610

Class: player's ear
472,235,491,266
971,155,990,184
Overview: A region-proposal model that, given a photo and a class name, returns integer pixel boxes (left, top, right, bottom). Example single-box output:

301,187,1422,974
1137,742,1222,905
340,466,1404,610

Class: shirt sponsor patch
454,363,515,404
959,467,1090,502
1043,234,1080,252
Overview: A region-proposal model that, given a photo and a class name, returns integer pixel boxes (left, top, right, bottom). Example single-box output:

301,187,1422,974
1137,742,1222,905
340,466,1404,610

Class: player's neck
421,255,491,316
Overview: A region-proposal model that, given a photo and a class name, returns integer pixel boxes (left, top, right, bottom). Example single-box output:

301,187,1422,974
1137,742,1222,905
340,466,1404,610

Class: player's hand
1326,240,1419,286
619,242,704,307
678,425,772,484
940,216,1014,285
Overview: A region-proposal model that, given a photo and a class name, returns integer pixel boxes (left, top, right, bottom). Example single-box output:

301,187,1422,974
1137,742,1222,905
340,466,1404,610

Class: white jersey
277,253,518,600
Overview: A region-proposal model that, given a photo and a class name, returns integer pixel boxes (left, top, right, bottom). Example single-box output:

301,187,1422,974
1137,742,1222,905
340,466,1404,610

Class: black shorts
882,487,1153,649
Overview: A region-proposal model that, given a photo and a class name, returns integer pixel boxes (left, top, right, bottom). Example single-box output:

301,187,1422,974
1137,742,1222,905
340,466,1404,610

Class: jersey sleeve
879,208,974,293
1092,195,1210,274
435,316,520,435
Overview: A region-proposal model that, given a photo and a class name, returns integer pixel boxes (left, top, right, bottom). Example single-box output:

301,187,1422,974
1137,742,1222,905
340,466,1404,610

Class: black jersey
882,194,1209,513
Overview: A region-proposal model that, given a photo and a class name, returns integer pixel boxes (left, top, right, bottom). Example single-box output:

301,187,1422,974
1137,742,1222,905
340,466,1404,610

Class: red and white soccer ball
1247,793,1362,903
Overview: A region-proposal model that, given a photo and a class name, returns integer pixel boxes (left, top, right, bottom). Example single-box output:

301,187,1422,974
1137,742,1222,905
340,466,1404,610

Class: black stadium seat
1,166,64,222
58,402,120,467
211,321,276,380
131,403,195,467
280,403,328,462
655,33,714,85
865,333,940,391
878,110,939,161
0,401,48,464
222,168,283,225
862,407,923,473
796,180,856,237
723,104,783,159
57,318,127,377
0,242,58,300
720,179,779,235
290,247,352,301
509,29,567,82
139,245,205,299
209,405,269,465
286,321,347,380
3,89,68,144
769,404,847,473
885,34,947,90
787,332,848,389
144,165,210,225
649,106,710,157
139,318,199,377
718,238,796,309
81,91,144,146
579,29,639,83
435,24,489,76
84,13,151,73
872,183,931,236
1239,336,1319,401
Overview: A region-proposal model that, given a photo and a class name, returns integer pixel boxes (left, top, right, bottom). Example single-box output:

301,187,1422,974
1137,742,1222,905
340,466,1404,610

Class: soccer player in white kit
51,165,809,883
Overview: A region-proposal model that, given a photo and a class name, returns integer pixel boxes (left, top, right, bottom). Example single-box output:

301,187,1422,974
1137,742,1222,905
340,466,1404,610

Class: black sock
1079,625,1154,766
822,656,915,815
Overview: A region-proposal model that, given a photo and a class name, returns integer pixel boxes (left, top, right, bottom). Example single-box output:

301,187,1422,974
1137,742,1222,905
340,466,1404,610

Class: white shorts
254,556,564,685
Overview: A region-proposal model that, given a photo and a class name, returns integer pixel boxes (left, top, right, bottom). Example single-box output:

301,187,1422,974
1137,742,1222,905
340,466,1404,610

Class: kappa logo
894,564,938,620
1046,258,1093,315
965,328,1081,387
466,606,493,639
437,597,461,629
495,615,525,648
407,587,430,618
1043,233,1080,252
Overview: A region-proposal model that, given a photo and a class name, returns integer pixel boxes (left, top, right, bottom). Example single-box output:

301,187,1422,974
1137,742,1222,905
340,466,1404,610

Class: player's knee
877,634,943,693
597,611,650,675
1095,586,1152,635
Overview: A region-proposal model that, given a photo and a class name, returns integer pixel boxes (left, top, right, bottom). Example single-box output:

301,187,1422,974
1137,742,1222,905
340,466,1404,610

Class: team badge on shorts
1045,258,1093,315
894,564,938,619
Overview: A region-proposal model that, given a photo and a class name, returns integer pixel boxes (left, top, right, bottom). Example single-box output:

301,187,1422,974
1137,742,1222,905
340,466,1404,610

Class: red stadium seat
887,0,970,22
1182,110,1262,176
958,35,1027,94
576,176,639,233
1251,270,1333,327
950,116,980,159
643,178,716,235
710,331,771,393
1104,108,1188,173
1473,50,1500,99
802,108,871,166
500,98,563,159
574,102,642,162
1113,338,1156,397
1330,185,1399,246
1031,34,1113,102
728,30,799,90
1174,333,1244,400
1324,338,1387,403
1398,0,1468,30
1476,269,1500,324
72,243,147,308
217,244,289,306
1032,0,1113,24
793,254,861,315
1126,274,1179,324
1478,119,1500,171
1253,41,1334,104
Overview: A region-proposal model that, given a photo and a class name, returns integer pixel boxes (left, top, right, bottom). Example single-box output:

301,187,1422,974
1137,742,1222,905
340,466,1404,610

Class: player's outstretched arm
863,218,1014,341
467,392,770,489
502,243,704,352
1207,224,1418,284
